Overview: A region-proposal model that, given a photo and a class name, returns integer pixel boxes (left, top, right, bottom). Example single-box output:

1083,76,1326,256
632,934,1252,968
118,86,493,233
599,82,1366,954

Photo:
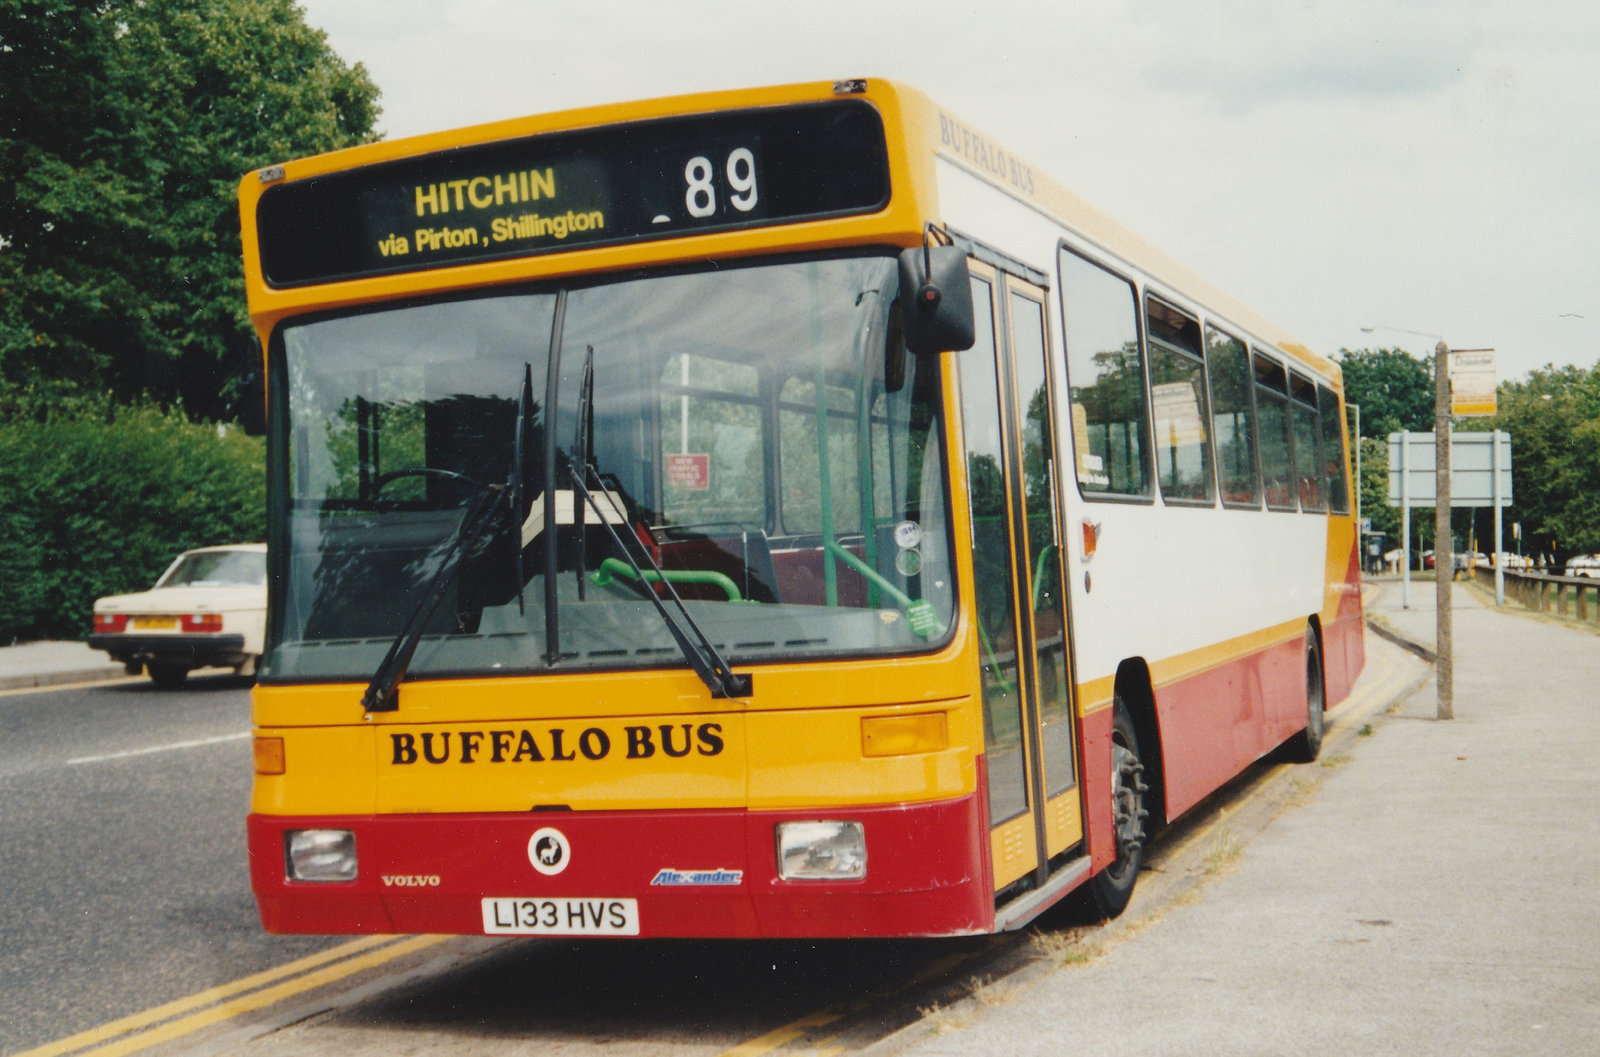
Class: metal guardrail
1475,567,1600,626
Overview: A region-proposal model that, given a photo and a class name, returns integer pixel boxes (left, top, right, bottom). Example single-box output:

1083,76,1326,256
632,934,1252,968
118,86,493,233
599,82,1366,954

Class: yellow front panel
746,704,974,810
252,725,377,816
371,714,746,814
254,696,984,817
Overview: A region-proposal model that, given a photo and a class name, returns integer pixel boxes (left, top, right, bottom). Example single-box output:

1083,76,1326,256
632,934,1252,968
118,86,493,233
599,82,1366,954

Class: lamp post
1360,326,1453,720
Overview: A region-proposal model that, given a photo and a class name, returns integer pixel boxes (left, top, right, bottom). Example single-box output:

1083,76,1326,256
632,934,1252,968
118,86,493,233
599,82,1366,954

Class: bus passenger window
1206,327,1260,507
1145,298,1212,504
1253,353,1295,510
1318,385,1350,514
1289,372,1325,512
1058,248,1150,498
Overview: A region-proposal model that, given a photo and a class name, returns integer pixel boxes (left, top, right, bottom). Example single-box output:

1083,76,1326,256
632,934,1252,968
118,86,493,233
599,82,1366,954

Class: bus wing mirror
233,337,267,437
898,245,975,355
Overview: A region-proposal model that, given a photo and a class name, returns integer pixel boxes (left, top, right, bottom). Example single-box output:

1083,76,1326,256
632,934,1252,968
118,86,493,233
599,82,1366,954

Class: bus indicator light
861,712,947,757
253,736,285,775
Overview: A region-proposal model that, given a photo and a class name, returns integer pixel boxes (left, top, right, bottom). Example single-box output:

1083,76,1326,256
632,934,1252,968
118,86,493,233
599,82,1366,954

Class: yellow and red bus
240,78,1363,938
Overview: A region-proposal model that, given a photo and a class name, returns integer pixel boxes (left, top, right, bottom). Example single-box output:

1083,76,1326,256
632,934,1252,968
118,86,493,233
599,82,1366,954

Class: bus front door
959,264,1083,896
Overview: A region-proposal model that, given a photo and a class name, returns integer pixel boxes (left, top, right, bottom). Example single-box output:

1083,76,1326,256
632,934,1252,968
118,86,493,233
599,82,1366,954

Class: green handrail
1031,542,1056,611
591,558,743,602
822,538,940,638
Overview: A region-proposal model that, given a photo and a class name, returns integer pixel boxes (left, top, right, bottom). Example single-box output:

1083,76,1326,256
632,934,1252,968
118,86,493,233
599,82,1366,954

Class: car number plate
481,897,639,936
134,616,178,630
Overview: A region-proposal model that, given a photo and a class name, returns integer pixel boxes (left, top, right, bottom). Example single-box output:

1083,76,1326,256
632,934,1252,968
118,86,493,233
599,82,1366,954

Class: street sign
1450,348,1497,416
1387,431,1512,507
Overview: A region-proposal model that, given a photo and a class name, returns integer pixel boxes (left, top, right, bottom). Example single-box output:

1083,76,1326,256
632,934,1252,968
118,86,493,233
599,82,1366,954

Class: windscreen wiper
511,362,533,614
360,483,504,714
566,455,752,699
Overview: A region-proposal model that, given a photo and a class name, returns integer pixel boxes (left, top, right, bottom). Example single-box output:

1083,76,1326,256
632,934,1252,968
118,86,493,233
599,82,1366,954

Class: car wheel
148,662,189,689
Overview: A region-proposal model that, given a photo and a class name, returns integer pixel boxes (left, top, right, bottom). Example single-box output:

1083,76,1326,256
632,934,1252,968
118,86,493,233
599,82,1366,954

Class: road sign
1450,348,1497,417
1387,431,1512,507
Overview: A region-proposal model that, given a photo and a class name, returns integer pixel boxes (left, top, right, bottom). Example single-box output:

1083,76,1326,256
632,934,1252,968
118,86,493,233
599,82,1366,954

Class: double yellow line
15,934,449,1057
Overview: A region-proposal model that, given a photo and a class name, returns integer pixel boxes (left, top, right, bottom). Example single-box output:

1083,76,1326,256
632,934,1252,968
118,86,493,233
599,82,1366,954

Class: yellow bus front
241,80,1011,938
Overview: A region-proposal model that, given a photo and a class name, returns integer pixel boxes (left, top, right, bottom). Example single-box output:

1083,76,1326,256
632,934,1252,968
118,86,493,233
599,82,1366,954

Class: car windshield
265,255,954,683
156,550,266,588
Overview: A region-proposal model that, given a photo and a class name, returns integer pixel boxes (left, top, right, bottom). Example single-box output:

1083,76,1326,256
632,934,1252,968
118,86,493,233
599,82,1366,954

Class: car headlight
776,821,866,881
286,829,357,882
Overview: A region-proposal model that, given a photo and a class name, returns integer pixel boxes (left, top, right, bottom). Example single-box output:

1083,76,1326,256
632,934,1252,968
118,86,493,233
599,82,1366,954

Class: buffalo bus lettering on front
389,723,725,765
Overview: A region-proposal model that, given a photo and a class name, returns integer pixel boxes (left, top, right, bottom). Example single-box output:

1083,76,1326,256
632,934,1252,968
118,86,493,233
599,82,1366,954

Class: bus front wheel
1085,696,1149,919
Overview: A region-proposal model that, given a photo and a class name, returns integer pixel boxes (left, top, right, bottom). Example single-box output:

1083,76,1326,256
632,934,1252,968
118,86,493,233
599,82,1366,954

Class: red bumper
249,795,992,938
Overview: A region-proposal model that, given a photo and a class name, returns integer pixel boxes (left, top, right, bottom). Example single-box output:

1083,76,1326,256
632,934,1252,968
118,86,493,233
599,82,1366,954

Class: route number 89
684,148,758,218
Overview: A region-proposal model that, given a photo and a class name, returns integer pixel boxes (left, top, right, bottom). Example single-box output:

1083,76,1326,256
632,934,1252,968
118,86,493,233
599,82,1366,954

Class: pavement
882,577,1600,1057
0,639,128,691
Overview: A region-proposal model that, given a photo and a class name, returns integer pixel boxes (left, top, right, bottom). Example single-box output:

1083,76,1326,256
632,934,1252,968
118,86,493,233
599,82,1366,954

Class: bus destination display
256,101,891,286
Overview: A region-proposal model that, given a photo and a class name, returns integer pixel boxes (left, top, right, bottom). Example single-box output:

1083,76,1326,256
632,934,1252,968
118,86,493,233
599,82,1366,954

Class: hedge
0,398,264,642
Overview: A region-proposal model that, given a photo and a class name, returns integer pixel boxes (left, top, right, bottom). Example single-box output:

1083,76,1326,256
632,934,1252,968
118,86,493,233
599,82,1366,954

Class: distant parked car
1566,554,1600,579
89,544,266,687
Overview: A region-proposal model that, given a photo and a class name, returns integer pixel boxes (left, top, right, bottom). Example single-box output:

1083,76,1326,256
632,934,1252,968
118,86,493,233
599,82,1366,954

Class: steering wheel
372,467,483,496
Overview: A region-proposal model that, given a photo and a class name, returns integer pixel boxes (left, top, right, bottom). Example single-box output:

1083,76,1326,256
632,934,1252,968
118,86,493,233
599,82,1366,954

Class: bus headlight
286,829,357,882
776,821,865,881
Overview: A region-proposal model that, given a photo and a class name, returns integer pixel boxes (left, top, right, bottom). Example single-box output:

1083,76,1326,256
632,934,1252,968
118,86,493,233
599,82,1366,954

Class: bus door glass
959,264,1083,894
1005,278,1081,862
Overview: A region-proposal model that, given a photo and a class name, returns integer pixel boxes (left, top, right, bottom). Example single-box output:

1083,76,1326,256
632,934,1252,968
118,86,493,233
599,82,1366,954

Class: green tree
1481,364,1600,565
0,0,380,418
0,394,265,641
1335,346,1434,440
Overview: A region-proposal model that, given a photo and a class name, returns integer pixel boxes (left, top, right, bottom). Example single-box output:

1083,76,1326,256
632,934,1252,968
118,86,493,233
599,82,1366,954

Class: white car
89,544,267,687
1566,554,1600,579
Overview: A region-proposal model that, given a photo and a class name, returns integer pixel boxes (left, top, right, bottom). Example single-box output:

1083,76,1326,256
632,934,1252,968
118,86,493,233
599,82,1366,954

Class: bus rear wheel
1284,630,1325,763
1085,697,1148,919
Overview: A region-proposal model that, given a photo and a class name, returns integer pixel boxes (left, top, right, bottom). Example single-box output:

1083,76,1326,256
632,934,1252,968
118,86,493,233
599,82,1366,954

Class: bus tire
1285,629,1325,763
1085,696,1149,919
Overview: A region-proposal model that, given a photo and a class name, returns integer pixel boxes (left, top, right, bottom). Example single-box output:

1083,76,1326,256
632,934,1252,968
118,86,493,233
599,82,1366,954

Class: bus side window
1058,248,1150,498
1145,297,1212,504
1253,352,1296,510
1318,385,1350,514
1206,326,1260,507
1289,371,1325,512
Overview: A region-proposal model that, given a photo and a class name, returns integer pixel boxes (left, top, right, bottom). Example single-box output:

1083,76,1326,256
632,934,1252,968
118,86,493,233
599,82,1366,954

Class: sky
296,0,1600,383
